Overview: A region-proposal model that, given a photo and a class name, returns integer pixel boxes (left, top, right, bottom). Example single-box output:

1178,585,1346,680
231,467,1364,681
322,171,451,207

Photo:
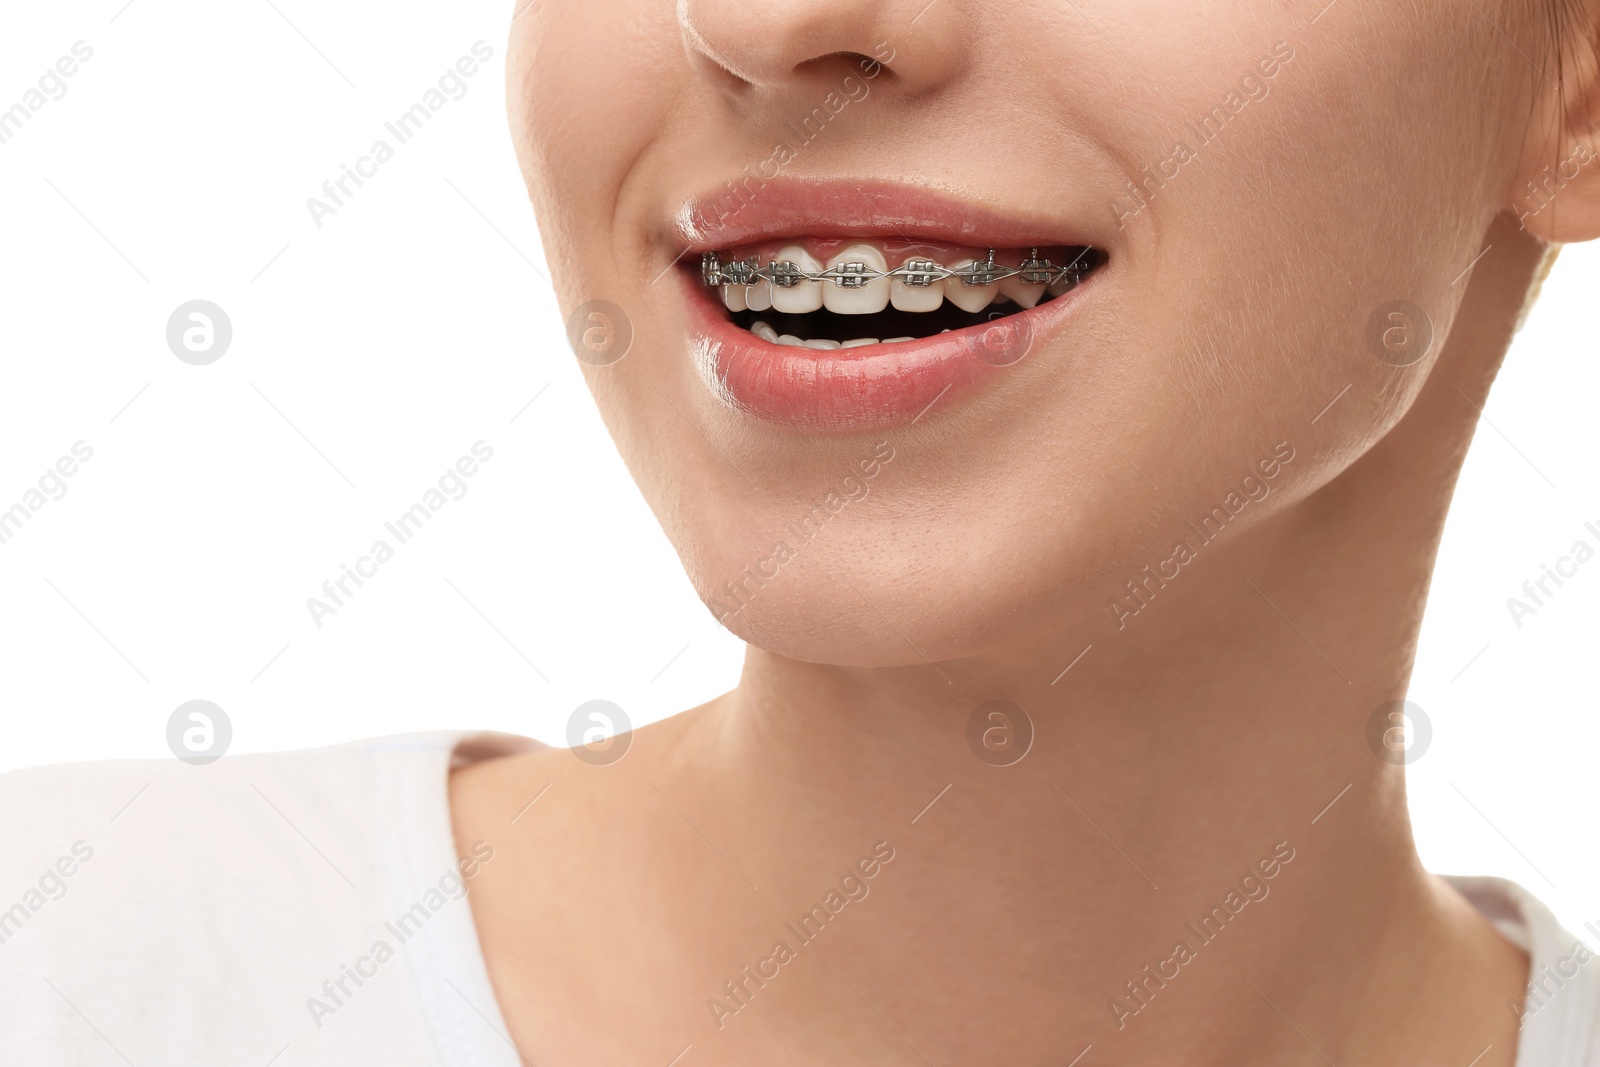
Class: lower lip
683,274,1094,429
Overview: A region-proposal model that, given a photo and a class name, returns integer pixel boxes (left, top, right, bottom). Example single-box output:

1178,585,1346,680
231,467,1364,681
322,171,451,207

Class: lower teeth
751,322,938,347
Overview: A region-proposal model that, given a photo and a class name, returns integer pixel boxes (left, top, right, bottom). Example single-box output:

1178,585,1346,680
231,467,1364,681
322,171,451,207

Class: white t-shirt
1,733,1595,1065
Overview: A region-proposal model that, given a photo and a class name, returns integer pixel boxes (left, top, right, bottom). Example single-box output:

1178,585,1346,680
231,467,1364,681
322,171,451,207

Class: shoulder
0,732,466,907
2,729,465,824
1448,876,1600,1066
0,732,532,1066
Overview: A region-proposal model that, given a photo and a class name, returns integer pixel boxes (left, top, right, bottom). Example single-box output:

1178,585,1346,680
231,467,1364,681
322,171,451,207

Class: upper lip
671,177,1099,255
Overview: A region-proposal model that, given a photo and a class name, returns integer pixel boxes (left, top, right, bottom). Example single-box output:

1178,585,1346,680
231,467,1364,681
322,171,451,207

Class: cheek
512,6,682,287
1088,5,1501,514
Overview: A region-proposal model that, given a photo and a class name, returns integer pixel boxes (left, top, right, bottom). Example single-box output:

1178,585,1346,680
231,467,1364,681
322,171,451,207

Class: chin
674,496,1110,668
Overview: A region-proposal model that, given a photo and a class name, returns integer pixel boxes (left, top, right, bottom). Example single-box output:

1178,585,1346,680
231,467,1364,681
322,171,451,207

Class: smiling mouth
700,242,1105,349
673,179,1110,427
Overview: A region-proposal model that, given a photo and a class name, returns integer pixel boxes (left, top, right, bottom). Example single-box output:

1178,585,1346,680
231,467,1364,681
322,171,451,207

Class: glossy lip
673,177,1103,254
683,267,1098,429
672,178,1104,430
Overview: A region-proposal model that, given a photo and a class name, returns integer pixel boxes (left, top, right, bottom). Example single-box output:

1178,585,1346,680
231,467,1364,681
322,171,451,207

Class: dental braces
700,247,1095,289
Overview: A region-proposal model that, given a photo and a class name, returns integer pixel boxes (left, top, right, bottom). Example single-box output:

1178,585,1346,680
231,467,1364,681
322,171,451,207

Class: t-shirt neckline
394,732,1598,1067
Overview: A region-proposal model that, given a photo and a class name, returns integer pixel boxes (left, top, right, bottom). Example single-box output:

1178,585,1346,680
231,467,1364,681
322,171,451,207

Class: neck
684,213,1545,1063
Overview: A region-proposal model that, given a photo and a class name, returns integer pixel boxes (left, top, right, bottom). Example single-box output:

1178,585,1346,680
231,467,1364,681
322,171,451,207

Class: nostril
805,50,878,70
795,50,895,84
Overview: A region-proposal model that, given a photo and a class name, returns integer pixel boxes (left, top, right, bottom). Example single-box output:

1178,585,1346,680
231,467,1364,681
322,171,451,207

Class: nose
676,0,969,93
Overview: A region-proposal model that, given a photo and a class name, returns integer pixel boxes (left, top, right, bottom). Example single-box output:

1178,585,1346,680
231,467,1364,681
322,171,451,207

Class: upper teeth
704,247,1092,315
943,259,998,314
824,244,889,315
770,245,822,315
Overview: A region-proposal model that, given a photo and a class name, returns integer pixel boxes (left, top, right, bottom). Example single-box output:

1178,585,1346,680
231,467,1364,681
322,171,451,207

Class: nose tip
677,0,966,91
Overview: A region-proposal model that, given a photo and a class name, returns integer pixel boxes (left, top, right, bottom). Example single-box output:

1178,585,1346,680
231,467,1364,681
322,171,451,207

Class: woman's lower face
512,0,1533,665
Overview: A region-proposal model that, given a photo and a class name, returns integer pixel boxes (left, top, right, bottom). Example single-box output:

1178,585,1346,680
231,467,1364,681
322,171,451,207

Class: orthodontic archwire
700,248,1095,290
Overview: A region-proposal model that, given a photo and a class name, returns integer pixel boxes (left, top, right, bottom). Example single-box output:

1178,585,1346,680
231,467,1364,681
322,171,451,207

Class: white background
0,2,1596,939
